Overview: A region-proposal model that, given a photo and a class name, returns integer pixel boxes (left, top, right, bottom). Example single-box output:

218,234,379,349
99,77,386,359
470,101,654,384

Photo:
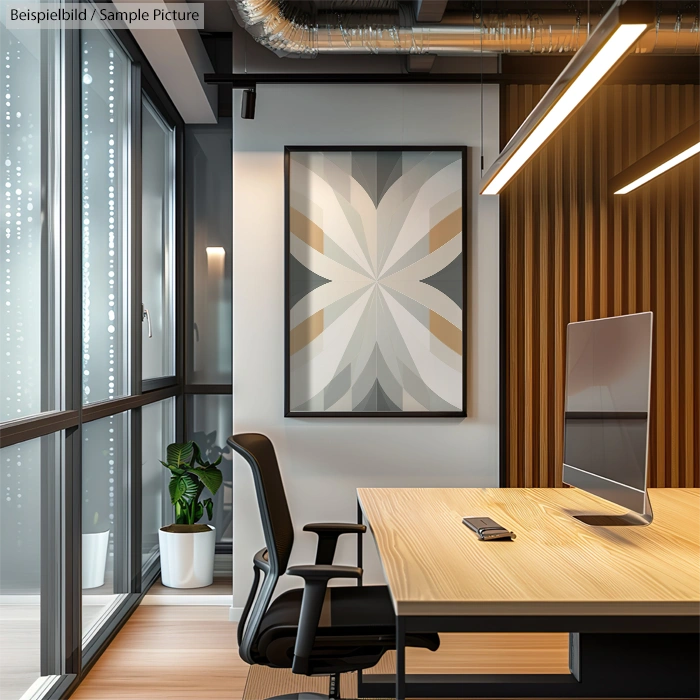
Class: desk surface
357,487,700,617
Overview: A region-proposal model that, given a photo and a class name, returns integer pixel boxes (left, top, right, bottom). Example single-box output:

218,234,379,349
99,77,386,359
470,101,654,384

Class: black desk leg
356,499,365,693
356,500,363,587
396,616,406,700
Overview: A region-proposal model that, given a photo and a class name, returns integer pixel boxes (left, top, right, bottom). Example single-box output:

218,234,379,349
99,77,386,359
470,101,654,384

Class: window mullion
63,427,82,677
64,22,83,679
130,409,142,592
131,64,142,398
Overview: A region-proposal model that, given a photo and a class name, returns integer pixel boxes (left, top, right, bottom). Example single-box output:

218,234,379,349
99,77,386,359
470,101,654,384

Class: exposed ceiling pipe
229,0,700,58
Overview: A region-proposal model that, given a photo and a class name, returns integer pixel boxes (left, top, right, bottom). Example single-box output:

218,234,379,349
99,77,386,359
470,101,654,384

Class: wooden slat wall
502,84,700,488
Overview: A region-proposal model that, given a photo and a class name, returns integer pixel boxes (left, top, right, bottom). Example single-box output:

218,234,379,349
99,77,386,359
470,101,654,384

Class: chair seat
255,584,440,674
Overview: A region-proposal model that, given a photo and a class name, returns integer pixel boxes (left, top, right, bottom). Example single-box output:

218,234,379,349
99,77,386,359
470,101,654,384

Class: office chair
228,433,439,700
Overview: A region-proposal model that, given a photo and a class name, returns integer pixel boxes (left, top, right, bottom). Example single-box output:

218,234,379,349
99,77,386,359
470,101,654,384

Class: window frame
140,93,177,386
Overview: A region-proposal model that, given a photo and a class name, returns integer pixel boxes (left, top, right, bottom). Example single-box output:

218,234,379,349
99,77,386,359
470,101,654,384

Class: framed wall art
284,146,467,417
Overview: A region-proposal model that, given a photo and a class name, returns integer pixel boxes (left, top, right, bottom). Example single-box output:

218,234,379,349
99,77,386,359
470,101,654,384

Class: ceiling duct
229,0,700,58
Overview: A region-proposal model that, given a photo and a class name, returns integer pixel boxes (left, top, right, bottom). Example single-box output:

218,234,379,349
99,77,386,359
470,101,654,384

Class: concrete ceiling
200,0,237,32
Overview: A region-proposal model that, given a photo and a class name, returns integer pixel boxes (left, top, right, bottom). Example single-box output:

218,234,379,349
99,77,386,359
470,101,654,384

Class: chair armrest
286,564,363,674
303,522,367,535
303,522,367,565
287,564,362,581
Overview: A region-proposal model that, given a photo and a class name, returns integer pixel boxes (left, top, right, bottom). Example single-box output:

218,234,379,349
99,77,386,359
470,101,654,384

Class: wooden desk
356,487,700,699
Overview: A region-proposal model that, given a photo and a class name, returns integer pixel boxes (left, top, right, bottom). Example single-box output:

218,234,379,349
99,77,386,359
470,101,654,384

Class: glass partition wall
0,13,185,700
185,123,233,549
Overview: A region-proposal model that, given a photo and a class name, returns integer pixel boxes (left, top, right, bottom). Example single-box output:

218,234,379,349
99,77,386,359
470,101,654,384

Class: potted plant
158,441,223,588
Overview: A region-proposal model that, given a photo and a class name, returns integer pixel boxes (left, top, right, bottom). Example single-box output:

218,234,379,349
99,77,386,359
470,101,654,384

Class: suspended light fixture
480,1,652,196
611,122,700,194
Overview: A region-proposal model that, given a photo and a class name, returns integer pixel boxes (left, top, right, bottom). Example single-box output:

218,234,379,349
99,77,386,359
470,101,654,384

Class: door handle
142,303,153,338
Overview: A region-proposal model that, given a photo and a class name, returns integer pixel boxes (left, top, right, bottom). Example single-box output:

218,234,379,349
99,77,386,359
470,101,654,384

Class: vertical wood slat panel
654,86,666,487
613,86,624,318
694,154,700,489
523,86,536,487
539,130,549,488
599,88,611,319
668,88,680,488
639,84,654,483
680,86,695,489
584,98,596,321
553,129,565,489
626,85,638,315
503,83,700,488
506,84,522,490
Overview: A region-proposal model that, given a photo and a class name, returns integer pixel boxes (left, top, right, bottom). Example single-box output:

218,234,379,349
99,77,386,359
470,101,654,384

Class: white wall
231,84,500,610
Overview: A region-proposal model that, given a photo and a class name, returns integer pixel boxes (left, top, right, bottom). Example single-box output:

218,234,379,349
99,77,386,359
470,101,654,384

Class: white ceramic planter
82,531,110,589
159,525,216,588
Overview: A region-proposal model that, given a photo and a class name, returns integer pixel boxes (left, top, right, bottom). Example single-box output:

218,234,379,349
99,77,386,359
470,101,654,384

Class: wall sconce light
206,247,226,278
610,122,700,194
481,1,652,195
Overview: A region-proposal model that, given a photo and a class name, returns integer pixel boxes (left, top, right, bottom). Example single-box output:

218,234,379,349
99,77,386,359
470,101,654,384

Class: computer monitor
562,312,653,526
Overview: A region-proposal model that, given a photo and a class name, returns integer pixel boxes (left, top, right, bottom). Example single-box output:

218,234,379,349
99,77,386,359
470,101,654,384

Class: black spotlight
241,87,256,120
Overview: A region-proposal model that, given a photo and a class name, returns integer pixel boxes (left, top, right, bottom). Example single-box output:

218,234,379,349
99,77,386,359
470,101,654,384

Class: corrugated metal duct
229,0,700,58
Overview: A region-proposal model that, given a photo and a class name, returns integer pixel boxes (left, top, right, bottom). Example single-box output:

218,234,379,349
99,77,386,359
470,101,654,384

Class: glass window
185,123,232,385
82,413,129,645
141,98,175,381
0,434,58,700
1,17,60,422
141,398,175,570
186,394,232,543
81,28,130,405
1,9,187,693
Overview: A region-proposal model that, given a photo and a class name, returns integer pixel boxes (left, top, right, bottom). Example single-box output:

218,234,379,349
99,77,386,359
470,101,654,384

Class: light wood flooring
73,596,569,699
71,605,243,700
70,554,572,699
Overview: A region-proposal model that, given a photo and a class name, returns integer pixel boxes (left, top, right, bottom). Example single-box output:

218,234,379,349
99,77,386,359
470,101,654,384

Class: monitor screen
563,312,652,513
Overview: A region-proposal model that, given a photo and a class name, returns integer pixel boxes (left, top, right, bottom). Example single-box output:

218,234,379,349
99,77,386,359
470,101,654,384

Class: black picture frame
284,145,468,418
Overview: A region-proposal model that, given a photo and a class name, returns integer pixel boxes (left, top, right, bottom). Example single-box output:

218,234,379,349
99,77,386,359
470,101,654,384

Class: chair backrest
227,433,295,663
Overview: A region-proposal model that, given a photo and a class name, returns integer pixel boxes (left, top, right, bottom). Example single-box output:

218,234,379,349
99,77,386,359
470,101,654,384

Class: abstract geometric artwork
285,147,466,417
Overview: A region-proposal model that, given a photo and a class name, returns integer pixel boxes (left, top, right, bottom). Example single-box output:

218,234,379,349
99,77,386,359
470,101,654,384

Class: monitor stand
573,492,653,527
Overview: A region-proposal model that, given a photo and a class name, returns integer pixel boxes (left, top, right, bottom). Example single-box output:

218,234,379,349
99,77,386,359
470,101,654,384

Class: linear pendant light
480,1,652,196
611,121,700,194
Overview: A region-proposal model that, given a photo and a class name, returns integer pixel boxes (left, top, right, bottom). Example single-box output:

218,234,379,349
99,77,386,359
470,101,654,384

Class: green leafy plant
161,441,223,525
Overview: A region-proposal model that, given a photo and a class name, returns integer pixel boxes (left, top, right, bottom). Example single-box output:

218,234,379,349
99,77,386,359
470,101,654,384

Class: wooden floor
73,557,241,699
72,553,570,699
71,605,244,700
73,596,569,699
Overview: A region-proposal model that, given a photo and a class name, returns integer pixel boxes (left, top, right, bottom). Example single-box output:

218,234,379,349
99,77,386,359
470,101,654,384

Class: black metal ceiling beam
206,54,699,90
204,72,558,88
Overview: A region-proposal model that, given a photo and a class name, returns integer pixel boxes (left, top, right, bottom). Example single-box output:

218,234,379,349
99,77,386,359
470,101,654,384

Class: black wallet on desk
462,516,516,541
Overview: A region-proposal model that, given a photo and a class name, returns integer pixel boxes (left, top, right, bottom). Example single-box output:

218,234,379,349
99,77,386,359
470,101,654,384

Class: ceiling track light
241,86,257,120
480,1,653,196
610,121,700,195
